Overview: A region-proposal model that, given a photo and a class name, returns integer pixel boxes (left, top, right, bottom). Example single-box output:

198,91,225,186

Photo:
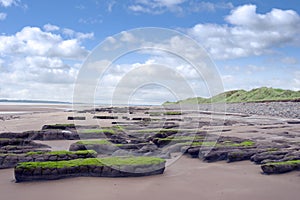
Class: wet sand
0,104,111,132
0,157,299,200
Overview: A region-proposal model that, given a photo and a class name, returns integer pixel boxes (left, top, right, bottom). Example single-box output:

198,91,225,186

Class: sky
0,0,300,104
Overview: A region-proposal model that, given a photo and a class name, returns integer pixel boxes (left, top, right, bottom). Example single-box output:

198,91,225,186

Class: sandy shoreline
0,157,299,200
0,104,299,200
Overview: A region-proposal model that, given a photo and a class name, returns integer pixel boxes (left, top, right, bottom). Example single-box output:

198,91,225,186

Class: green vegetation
112,125,124,131
164,111,182,115
0,138,10,141
154,136,204,147
180,140,255,147
0,150,97,157
79,129,116,134
16,157,166,169
26,150,97,156
266,148,279,152
265,160,300,166
136,128,197,134
0,153,18,157
75,140,132,147
157,136,204,142
226,140,255,147
190,141,216,147
163,87,300,105
149,112,162,116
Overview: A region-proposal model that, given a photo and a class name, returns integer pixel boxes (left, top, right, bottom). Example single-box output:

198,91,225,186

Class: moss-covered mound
0,125,120,141
0,150,96,169
79,129,116,135
69,140,118,153
0,138,33,147
164,111,182,115
185,138,256,162
42,124,76,130
14,157,166,182
261,160,300,174
153,136,204,147
69,140,150,154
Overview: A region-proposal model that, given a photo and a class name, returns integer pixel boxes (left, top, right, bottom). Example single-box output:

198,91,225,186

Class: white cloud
292,72,300,90
0,12,6,20
133,0,185,8
222,74,234,82
43,24,60,32
226,5,300,29
188,4,300,59
189,1,233,12
0,55,79,100
0,0,27,20
87,48,215,104
128,0,233,15
0,26,91,59
78,16,103,24
128,0,185,14
120,31,136,42
62,28,75,37
156,0,186,7
0,0,12,20
1,56,78,83
281,56,298,65
0,25,93,101
128,5,157,14
0,0,17,7
107,1,115,12
94,60,202,104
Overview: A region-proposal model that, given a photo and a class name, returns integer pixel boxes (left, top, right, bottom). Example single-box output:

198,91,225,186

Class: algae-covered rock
261,160,300,174
0,150,96,169
14,157,166,182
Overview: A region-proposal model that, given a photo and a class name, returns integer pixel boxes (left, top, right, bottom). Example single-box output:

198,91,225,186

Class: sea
0,102,72,115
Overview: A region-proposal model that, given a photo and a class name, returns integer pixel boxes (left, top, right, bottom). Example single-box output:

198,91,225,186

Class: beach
0,157,299,200
0,103,299,200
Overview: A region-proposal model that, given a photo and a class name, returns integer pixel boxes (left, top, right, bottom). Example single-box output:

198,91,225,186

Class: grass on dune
163,87,300,105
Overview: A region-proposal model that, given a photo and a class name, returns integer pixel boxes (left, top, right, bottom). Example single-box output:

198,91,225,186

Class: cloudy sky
0,0,300,104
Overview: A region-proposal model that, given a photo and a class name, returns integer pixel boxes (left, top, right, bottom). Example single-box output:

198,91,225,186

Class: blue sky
0,0,300,104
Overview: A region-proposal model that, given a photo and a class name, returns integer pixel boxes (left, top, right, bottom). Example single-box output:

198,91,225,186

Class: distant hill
0,99,71,104
163,87,300,105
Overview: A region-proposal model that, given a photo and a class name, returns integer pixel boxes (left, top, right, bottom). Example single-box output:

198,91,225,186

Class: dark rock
286,120,300,124
42,124,75,130
251,151,288,164
93,116,118,119
32,167,42,176
187,147,200,158
227,150,256,162
201,150,229,162
137,145,158,153
1,150,95,169
14,158,166,182
67,116,86,120
69,143,87,151
261,162,300,174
